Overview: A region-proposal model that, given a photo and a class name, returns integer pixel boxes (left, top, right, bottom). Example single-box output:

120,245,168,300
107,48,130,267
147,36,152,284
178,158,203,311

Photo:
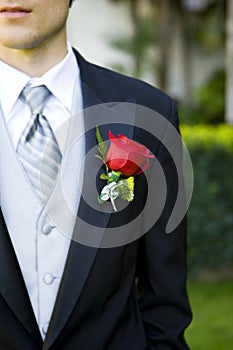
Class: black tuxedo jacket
0,49,192,350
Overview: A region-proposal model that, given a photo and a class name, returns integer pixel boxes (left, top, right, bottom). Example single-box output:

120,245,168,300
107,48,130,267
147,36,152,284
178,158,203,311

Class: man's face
0,0,70,51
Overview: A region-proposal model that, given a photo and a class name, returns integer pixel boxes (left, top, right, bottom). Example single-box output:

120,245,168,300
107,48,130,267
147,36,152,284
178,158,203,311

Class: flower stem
111,196,117,212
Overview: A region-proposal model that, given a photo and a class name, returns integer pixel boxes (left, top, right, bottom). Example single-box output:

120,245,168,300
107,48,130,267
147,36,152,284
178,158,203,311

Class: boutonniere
95,126,154,211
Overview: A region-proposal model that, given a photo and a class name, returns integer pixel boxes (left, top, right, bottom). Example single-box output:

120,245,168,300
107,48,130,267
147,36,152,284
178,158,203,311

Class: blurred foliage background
106,0,233,348
181,124,233,275
109,0,229,122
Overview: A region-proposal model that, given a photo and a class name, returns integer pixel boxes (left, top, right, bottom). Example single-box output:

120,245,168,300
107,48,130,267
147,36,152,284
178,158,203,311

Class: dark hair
69,0,74,6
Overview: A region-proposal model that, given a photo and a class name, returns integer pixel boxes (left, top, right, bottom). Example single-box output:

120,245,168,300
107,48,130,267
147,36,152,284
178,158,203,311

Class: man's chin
0,34,38,51
0,34,65,54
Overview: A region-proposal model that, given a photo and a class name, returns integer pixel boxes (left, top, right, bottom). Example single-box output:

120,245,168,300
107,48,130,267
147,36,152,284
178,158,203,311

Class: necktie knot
21,85,51,115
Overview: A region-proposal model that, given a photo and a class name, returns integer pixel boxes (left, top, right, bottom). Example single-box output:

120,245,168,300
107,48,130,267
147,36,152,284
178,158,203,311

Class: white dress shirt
0,44,84,339
0,44,81,153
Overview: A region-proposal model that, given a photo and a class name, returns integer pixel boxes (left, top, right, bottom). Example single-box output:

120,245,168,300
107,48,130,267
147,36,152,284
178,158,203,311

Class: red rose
105,131,154,177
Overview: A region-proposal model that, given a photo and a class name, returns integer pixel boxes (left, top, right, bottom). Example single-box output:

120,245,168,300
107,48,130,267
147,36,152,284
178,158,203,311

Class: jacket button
42,224,53,235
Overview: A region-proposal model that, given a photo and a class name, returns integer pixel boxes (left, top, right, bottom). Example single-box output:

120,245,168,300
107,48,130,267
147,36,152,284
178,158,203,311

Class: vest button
42,224,53,235
43,273,56,285
42,323,49,336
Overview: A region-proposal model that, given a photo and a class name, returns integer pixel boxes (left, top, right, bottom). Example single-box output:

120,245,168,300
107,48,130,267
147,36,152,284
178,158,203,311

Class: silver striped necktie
17,85,62,202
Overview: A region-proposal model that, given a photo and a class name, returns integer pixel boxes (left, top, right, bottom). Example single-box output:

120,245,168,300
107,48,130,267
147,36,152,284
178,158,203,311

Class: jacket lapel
43,52,136,349
0,208,42,343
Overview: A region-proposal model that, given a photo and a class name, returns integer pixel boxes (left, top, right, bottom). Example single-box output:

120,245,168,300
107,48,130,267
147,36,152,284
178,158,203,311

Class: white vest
0,94,84,338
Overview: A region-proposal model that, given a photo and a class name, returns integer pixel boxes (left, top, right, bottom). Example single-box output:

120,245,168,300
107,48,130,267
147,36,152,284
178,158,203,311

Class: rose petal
106,142,128,170
106,130,154,176
134,158,149,175
108,131,154,157
117,160,139,176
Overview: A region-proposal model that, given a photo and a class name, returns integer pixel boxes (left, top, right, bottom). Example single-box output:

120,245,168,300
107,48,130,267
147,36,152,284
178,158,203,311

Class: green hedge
181,124,233,275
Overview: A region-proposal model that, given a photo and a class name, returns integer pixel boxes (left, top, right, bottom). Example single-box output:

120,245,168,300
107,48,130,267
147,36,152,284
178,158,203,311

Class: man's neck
0,40,68,77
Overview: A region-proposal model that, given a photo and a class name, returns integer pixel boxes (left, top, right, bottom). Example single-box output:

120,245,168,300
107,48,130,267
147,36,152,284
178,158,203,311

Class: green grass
185,280,233,350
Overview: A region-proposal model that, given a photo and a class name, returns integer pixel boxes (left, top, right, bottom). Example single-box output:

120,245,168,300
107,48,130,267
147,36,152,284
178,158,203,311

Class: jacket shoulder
93,64,173,114
75,50,175,119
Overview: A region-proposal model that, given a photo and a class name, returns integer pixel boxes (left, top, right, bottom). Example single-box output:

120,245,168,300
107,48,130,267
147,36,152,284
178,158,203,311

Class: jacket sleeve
136,99,192,349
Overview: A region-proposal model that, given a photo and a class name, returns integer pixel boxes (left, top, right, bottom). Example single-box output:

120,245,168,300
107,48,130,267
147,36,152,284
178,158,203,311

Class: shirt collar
0,44,79,119
0,60,29,118
28,44,78,111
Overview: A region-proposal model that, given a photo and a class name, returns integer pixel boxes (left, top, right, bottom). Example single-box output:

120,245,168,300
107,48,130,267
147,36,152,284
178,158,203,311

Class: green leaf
97,196,104,204
95,155,105,163
100,173,110,180
106,171,121,184
96,126,108,159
